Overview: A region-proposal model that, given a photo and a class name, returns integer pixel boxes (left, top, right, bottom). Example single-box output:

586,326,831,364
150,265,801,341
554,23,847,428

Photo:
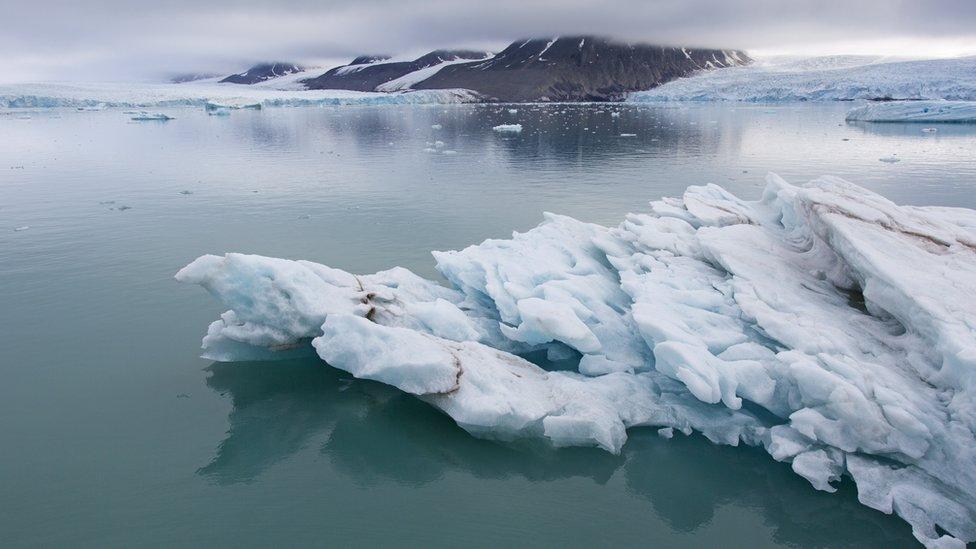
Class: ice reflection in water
201,358,912,547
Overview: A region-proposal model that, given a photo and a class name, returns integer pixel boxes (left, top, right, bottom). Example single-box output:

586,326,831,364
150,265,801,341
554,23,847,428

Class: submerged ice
178,174,976,547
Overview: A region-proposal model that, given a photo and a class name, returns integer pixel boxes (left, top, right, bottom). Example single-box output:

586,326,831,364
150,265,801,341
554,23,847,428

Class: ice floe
130,112,173,121
492,124,523,133
178,173,976,547
846,101,976,123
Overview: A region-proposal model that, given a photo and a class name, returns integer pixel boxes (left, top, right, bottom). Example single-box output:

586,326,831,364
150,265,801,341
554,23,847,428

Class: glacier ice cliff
629,56,976,102
846,101,976,123
0,82,482,109
177,174,976,547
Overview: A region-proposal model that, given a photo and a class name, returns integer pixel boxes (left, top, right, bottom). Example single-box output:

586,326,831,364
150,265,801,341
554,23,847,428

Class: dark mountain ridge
217,36,750,102
413,36,750,101
302,50,491,92
220,62,304,84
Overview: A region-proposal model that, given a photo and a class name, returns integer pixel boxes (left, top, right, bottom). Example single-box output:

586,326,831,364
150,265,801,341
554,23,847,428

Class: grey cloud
2,0,975,81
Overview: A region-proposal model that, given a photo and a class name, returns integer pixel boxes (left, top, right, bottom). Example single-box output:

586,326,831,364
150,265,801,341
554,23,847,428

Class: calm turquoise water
2,103,975,547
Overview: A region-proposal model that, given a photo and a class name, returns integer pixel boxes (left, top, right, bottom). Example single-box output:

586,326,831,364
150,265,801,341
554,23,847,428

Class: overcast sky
3,0,976,82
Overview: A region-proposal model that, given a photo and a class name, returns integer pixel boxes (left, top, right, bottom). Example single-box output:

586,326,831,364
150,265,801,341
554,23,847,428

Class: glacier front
846,101,976,123
177,174,976,547
629,55,976,102
0,81,482,109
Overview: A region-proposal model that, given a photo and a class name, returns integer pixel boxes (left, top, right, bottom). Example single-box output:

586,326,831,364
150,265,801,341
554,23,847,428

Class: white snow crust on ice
846,101,976,123
178,173,976,547
629,55,976,102
0,81,483,109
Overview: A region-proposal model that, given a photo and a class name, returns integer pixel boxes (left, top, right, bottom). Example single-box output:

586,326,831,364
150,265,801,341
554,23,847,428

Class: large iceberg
629,55,976,102
178,174,976,547
846,101,976,123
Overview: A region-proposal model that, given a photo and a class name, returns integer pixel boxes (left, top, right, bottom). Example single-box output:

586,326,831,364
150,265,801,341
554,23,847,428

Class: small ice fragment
620,133,637,137
131,112,173,121
442,150,457,155
423,148,437,153
507,108,518,114
434,140,445,148
297,214,310,220
13,225,30,232
431,124,442,130
921,127,938,133
117,205,132,211
657,427,674,439
611,111,621,117
179,190,193,195
493,124,522,133
879,156,901,163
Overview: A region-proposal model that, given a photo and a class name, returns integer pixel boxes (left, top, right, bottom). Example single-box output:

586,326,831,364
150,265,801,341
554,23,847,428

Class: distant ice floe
492,124,523,133
846,101,976,123
0,81,483,109
629,55,976,102
130,112,173,121
178,174,976,547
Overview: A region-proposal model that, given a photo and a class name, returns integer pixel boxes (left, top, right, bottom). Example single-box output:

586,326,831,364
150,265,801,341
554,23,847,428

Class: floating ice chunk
879,156,901,163
619,133,637,137
507,108,518,114
131,112,173,121
492,124,522,133
179,173,976,546
431,124,442,129
13,225,30,232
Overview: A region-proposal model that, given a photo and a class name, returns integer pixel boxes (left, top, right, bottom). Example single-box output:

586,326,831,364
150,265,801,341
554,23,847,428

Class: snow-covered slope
376,55,492,92
847,101,976,123
0,81,482,109
220,62,305,85
178,174,976,548
629,56,976,102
